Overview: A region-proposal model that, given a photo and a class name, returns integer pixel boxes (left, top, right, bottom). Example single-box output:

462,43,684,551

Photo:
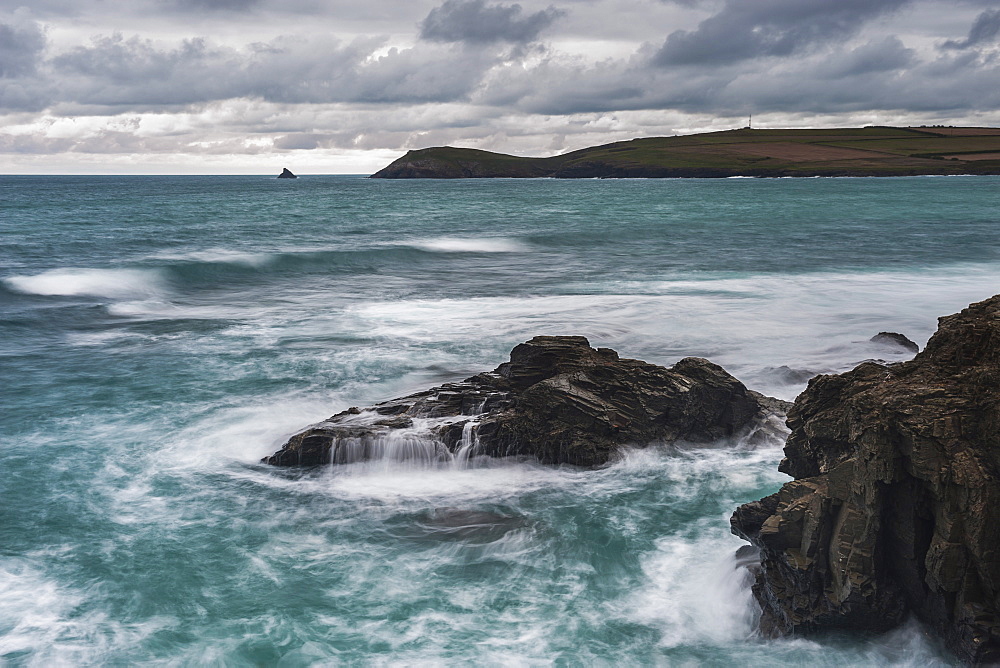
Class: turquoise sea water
2,174,998,665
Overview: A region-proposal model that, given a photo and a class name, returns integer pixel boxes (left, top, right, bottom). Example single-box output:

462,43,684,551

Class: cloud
420,0,564,44
942,8,1000,49
169,0,262,9
653,0,911,66
0,19,46,78
817,36,916,79
41,32,499,110
0,18,52,111
468,25,999,120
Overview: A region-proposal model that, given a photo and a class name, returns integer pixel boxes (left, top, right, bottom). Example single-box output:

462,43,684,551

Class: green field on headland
371,127,1000,178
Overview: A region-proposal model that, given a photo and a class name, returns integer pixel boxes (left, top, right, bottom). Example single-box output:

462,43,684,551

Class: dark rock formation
732,295,1000,664
870,331,920,352
264,335,788,468
277,168,297,179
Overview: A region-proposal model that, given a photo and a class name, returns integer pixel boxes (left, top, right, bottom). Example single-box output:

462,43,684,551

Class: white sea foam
349,264,1000,400
3,268,166,299
155,396,346,469
409,237,528,253
64,330,149,347
628,527,759,646
149,248,274,267
0,557,172,666
324,462,576,502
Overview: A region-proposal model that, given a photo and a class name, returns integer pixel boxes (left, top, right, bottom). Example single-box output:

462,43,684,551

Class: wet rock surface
870,331,920,352
732,295,1000,664
264,335,788,468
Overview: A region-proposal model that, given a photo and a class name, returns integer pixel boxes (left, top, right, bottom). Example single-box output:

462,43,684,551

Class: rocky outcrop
264,335,788,468
732,295,1000,664
277,168,297,179
870,331,920,352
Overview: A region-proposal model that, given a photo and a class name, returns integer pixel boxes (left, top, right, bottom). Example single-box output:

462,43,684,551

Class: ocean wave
3,268,166,299
155,244,482,292
5,241,530,305
148,249,274,267
406,237,528,253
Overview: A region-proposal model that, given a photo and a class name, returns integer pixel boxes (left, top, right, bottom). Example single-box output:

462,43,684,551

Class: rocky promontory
370,127,1000,179
264,336,788,468
732,295,1000,663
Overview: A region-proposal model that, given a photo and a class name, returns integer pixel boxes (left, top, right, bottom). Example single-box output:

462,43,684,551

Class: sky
0,0,998,174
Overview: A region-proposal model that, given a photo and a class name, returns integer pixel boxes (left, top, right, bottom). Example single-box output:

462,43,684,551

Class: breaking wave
407,237,529,253
3,268,166,299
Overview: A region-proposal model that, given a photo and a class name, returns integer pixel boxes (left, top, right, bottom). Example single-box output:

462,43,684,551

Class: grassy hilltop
370,127,1000,178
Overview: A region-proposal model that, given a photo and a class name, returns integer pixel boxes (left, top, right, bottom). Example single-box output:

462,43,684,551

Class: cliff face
264,336,788,468
732,295,1000,663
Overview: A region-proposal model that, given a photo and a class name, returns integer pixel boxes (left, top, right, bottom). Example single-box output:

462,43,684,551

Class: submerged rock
732,295,1000,664
277,168,297,179
870,331,919,352
761,365,819,385
412,508,527,543
263,336,788,468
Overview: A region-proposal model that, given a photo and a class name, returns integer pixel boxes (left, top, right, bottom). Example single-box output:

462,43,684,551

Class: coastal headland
371,126,1000,179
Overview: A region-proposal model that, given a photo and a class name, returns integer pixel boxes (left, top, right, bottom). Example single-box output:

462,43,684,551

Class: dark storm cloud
818,36,916,78
420,0,564,44
654,0,911,66
0,19,52,111
0,19,46,78
474,25,995,119
942,8,1000,49
29,32,501,111
727,48,1000,116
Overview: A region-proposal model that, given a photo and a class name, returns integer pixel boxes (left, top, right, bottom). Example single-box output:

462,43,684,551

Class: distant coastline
370,126,1000,179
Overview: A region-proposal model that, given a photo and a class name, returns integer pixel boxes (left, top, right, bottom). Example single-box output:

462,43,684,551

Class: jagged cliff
732,295,1000,664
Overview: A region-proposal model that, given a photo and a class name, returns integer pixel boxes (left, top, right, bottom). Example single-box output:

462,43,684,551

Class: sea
2,174,997,666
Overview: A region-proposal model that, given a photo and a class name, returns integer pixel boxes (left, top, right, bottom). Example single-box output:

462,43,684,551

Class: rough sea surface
3,174,997,666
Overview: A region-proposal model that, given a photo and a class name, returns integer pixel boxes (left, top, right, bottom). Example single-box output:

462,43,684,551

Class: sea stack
732,295,1000,664
277,168,297,179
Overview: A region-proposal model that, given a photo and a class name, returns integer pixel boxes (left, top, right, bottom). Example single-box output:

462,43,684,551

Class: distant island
370,127,1000,179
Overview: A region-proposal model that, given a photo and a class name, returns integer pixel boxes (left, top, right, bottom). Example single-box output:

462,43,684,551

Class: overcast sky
1,0,998,173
